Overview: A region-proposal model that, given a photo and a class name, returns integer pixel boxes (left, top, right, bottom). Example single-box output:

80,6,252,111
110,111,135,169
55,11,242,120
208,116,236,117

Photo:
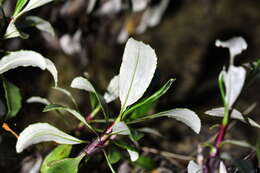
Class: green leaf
16,123,84,153
41,144,72,173
133,156,156,171
89,93,98,109
103,150,116,173
112,140,139,161
129,129,144,141
13,0,28,17
2,78,22,119
25,16,55,36
123,79,175,120
45,155,84,173
108,147,121,164
43,104,95,133
128,108,201,134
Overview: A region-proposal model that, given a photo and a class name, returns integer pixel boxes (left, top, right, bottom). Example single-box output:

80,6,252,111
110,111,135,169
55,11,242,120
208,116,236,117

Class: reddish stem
211,124,227,157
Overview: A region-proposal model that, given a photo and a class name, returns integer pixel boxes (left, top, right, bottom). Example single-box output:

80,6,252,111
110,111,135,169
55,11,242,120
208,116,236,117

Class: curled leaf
26,96,50,105
16,123,84,153
104,75,119,103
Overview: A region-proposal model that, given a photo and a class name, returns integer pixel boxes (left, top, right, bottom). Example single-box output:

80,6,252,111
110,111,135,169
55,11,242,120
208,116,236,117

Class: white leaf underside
16,123,83,153
112,121,130,135
205,107,260,128
187,160,202,173
127,149,139,162
104,75,119,103
119,38,157,111
26,16,55,36
70,76,95,92
19,0,54,16
26,96,50,105
0,50,57,87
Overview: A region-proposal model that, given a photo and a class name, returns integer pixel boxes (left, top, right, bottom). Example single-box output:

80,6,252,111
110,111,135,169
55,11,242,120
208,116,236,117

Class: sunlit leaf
187,160,202,173
44,155,84,173
119,38,157,112
18,0,54,17
16,123,84,153
43,104,94,132
2,78,22,119
128,108,201,134
26,96,50,105
219,161,227,173
123,79,174,119
41,144,72,173
13,0,28,17
4,22,28,39
127,149,139,162
0,50,58,86
25,16,55,36
104,75,119,103
205,107,260,129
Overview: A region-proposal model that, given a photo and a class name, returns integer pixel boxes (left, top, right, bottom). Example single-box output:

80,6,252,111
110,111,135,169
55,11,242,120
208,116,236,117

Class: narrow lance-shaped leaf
13,0,28,17
0,50,58,86
16,123,84,153
71,76,109,120
25,16,55,36
26,96,50,105
2,78,22,119
41,144,72,173
205,107,260,129
4,22,27,39
43,104,94,132
119,38,157,112
128,108,201,134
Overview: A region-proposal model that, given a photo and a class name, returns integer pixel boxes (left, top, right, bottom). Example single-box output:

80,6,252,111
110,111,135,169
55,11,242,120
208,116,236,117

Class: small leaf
119,38,157,112
108,147,121,164
221,139,254,149
45,155,84,173
219,161,227,173
123,79,174,119
127,149,139,162
137,127,162,137
13,0,28,17
112,140,139,161
25,16,55,36
187,160,202,173
223,65,246,109
43,104,94,132
104,75,119,103
16,123,84,153
128,108,201,134
71,76,109,120
0,50,58,86
205,107,260,129
4,22,28,39
133,156,157,171
2,78,22,119
26,96,50,105
112,121,130,135
41,144,72,173
215,37,247,61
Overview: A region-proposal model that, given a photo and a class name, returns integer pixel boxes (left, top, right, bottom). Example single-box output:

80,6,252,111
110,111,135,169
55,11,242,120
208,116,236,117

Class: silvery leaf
112,121,130,135
119,38,157,112
26,96,50,105
127,149,139,162
16,123,84,153
18,0,54,17
215,37,247,62
131,0,149,12
187,160,202,173
4,22,20,39
71,76,95,92
223,65,246,109
25,16,55,36
205,107,260,128
0,50,58,86
87,0,97,14
219,161,227,173
104,75,119,103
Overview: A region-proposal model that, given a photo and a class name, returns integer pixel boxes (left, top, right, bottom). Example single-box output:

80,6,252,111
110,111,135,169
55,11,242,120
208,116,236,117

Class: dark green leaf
41,144,72,173
128,101,156,122
44,155,83,173
108,147,122,164
89,92,98,109
133,156,157,171
130,129,144,142
123,79,175,120
2,78,22,119
13,0,28,17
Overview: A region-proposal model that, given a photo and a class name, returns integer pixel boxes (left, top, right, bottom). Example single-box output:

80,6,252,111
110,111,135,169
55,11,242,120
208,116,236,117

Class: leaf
219,161,227,173
104,75,119,103
112,121,130,135
25,16,55,36
13,0,28,17
26,96,50,105
2,78,22,119
87,0,97,14
71,76,109,120
187,160,202,173
18,0,54,18
123,79,174,119
129,129,144,141
128,108,201,134
4,22,28,39
0,50,58,86
205,107,260,129
133,156,157,171
127,149,139,162
221,139,254,149
103,150,116,173
108,147,121,164
131,0,149,12
44,155,84,173
222,66,246,109
16,123,84,153
137,127,162,137
112,140,139,162
119,38,157,112
215,37,247,61
43,104,94,132
41,144,72,173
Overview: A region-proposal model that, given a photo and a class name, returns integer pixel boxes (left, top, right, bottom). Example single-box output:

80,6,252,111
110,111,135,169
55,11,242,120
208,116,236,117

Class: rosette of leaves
17,38,201,173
